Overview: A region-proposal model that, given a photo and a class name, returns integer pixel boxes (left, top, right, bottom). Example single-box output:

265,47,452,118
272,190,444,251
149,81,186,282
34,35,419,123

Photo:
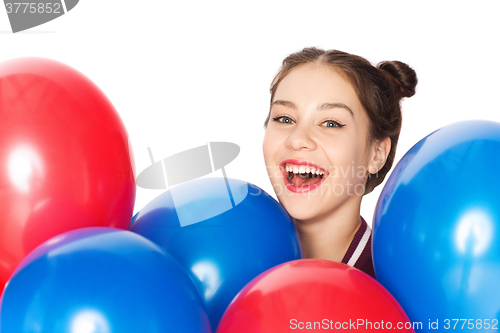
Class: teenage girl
263,47,417,278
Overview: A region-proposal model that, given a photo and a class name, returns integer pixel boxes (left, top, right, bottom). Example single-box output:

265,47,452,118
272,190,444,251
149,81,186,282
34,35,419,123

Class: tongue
290,174,321,187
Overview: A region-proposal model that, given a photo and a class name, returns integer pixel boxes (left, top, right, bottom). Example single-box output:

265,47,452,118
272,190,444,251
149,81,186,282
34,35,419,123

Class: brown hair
264,47,417,194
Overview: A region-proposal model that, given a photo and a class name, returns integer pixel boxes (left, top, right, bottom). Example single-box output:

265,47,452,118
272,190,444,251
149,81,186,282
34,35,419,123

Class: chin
276,191,324,222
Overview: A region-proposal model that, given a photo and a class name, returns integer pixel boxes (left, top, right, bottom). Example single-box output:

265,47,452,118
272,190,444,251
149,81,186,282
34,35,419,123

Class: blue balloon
0,227,211,333
373,120,500,330
131,211,139,227
130,177,302,330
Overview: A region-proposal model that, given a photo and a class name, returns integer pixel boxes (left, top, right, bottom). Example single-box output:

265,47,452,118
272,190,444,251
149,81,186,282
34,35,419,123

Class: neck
293,196,363,262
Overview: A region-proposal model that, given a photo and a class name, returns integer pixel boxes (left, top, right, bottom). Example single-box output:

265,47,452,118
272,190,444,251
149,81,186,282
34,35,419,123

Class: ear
368,137,391,174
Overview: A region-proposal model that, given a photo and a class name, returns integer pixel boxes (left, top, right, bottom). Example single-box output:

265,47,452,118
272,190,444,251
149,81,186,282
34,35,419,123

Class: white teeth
285,163,325,175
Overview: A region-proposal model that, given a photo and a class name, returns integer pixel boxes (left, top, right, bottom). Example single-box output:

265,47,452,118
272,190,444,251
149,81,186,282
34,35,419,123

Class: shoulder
341,216,376,279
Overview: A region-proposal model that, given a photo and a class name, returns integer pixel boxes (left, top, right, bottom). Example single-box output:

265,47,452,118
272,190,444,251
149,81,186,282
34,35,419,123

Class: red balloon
0,58,135,291
217,259,415,333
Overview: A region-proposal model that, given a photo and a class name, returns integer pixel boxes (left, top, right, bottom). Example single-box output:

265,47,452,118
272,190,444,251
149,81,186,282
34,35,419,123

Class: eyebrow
272,100,354,117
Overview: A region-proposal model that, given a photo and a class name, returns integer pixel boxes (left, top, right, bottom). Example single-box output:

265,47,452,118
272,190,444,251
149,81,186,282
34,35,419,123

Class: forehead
273,63,363,112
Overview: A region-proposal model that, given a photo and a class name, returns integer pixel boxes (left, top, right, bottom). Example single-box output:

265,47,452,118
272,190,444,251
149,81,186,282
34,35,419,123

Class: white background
1,1,499,224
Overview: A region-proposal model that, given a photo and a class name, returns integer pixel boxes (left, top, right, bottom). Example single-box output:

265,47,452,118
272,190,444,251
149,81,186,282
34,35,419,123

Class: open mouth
280,159,328,193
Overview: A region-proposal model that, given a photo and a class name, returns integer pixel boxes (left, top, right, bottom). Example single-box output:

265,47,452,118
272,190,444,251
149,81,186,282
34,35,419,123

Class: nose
285,126,317,151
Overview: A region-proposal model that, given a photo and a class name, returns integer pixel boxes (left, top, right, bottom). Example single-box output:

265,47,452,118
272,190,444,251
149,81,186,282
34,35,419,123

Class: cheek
323,140,366,177
262,129,281,165
322,136,353,161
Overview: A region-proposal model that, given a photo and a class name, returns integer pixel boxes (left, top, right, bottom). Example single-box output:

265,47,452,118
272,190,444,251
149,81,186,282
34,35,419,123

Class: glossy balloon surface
130,177,302,331
373,120,500,330
0,58,135,289
217,259,414,333
0,227,211,333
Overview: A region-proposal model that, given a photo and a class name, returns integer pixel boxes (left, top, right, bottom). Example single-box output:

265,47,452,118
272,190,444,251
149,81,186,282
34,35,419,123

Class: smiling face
263,63,381,222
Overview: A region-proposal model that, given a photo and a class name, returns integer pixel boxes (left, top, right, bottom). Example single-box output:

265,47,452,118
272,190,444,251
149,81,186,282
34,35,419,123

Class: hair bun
378,61,417,99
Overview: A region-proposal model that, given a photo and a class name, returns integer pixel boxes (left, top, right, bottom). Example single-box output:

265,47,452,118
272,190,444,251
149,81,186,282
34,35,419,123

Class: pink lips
280,159,328,193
